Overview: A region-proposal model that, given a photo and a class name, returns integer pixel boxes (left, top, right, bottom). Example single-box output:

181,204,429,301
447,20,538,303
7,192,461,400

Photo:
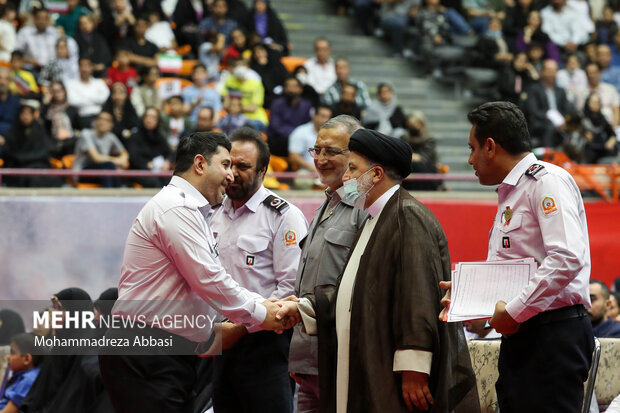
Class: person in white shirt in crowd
556,54,588,104
540,0,594,53
303,38,336,95
0,4,16,62
99,131,297,412
66,56,110,129
16,6,77,71
574,62,620,131
144,9,177,53
210,126,308,413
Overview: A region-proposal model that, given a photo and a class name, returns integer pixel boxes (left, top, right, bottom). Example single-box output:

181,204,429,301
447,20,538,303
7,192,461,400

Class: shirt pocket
498,214,523,233
323,227,356,247
236,235,270,254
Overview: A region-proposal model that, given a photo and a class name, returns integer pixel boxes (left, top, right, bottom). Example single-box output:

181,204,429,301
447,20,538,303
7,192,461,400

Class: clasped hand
260,295,302,332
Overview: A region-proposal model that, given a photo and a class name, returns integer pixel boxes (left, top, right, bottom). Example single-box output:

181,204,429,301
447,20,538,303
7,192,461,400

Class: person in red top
105,48,138,94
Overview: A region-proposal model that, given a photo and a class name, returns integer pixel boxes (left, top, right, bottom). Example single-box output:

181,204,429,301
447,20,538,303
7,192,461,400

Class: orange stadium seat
179,60,198,77
281,56,307,73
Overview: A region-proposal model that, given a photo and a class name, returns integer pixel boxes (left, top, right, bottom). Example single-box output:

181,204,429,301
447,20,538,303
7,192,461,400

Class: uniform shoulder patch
525,163,545,178
263,195,289,213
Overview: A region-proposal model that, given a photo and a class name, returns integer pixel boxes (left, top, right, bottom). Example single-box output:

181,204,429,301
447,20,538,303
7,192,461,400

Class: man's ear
484,137,497,158
372,165,385,183
23,353,33,366
193,154,207,175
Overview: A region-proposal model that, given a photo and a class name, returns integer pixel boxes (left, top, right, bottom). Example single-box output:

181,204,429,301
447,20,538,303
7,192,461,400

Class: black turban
349,129,412,179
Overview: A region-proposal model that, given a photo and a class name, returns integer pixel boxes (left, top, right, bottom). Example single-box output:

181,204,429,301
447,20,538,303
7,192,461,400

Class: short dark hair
284,76,302,89
174,132,231,174
11,50,23,59
192,63,207,73
12,332,44,367
230,127,270,173
467,101,531,155
590,279,611,300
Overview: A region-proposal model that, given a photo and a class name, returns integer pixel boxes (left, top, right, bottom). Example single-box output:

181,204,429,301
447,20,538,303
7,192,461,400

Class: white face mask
233,65,248,79
343,167,375,209
296,72,308,85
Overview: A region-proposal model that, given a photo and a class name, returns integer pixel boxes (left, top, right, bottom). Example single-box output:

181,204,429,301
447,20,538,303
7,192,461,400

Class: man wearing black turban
278,129,479,413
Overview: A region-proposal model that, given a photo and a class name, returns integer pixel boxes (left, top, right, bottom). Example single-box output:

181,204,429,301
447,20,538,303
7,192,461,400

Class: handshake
260,295,303,332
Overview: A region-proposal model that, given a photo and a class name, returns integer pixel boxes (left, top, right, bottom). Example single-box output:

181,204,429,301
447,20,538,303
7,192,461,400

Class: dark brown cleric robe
311,187,480,413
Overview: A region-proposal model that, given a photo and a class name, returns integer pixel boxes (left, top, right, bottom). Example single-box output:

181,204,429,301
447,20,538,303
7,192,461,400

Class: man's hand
438,281,451,321
489,301,520,334
402,371,433,411
260,299,285,330
220,322,247,350
275,299,302,330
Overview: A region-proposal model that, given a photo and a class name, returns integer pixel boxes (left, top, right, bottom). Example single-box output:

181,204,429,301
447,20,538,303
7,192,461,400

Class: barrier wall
0,195,618,300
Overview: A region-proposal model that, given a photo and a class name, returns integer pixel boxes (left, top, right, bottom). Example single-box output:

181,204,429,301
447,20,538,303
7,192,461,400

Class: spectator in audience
75,14,113,77
581,93,618,163
123,14,159,69
66,56,110,129
102,82,139,144
0,309,25,346
522,59,575,147
221,59,268,130
288,104,332,173
105,48,138,94
540,0,593,54
40,81,81,158
15,7,63,71
0,3,16,62
502,0,536,46
598,44,620,93
195,105,220,132
303,37,336,95
199,0,238,47
363,82,407,137
612,29,620,66
3,102,63,187
73,110,129,187
322,58,371,110
474,18,514,69
222,28,252,67
498,52,539,104
589,279,620,337
144,9,177,53
216,97,247,135
130,65,162,117
463,0,501,34
575,62,620,129
294,64,320,108
515,10,561,62
250,42,288,108
243,0,289,55
127,107,173,187
198,28,224,79
38,37,80,88
596,6,618,45
225,0,251,25
401,110,442,190
610,292,620,322
526,41,545,72
160,95,192,149
380,0,419,57
0,68,19,156
9,50,39,97
100,0,136,50
55,0,89,37
182,63,223,126
415,0,452,66
556,53,588,104
330,82,362,120
0,332,42,413
267,76,312,157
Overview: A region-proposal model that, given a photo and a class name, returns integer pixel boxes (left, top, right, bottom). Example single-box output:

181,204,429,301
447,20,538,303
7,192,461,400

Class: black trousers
212,330,294,413
98,326,200,413
496,306,594,413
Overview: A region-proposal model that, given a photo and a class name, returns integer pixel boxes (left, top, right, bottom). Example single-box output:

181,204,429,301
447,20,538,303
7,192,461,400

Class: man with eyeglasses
288,115,369,413
288,105,333,173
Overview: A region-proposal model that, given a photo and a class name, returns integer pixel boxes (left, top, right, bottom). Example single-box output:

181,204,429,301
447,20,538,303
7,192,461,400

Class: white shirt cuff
393,349,432,374
297,297,317,335
244,299,267,330
505,297,539,323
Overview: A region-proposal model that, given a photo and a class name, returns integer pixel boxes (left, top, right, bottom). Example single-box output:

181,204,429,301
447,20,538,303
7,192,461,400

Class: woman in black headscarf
102,82,140,146
243,0,289,55
250,42,288,108
127,107,174,188
582,93,618,163
0,309,25,346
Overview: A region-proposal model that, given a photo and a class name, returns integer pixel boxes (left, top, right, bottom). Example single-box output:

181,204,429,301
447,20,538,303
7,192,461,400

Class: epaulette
524,163,547,180
263,195,289,213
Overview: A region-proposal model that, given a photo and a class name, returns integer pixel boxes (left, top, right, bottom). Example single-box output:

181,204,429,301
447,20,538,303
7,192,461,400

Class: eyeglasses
307,147,349,159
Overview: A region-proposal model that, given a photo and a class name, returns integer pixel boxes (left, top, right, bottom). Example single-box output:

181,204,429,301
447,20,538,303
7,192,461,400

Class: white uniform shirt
210,185,308,301
303,57,337,95
113,176,267,342
489,153,591,323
